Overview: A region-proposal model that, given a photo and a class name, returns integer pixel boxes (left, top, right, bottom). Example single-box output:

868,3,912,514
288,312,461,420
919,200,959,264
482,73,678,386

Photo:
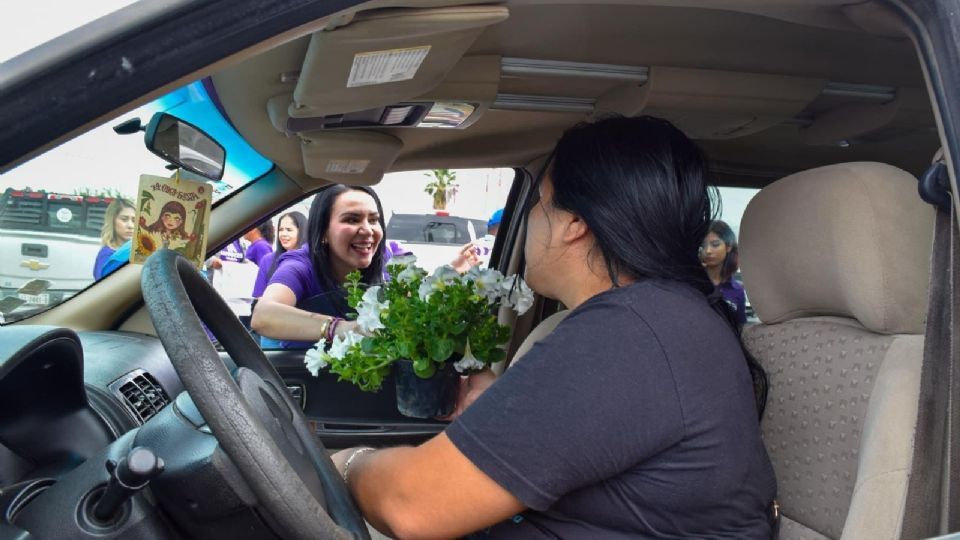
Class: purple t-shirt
267,241,412,298
719,278,747,324
93,245,115,279
245,238,273,267
251,251,274,298
218,239,245,263
268,247,322,302
265,247,333,349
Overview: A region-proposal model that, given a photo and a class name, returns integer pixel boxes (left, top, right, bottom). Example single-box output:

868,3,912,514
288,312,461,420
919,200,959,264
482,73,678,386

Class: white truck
385,212,488,272
0,188,112,321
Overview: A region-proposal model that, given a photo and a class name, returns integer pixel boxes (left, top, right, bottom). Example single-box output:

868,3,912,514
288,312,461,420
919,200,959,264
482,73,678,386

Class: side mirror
144,113,225,180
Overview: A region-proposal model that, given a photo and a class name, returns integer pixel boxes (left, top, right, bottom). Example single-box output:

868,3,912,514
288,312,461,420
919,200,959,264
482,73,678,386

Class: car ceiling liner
263,4,508,184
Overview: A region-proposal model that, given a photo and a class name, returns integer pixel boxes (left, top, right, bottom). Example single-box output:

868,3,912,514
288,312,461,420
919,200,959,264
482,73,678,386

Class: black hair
307,184,387,295
264,210,307,283
541,115,767,418
257,219,276,245
706,220,740,284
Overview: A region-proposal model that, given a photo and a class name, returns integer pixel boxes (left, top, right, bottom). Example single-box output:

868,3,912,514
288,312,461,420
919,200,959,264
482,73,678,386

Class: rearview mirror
144,113,225,180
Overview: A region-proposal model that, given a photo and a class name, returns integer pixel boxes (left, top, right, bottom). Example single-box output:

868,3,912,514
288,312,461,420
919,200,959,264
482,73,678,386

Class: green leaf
413,360,437,378
428,337,455,362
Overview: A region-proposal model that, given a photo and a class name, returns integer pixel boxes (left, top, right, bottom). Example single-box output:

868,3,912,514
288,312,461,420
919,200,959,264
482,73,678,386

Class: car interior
1,0,957,539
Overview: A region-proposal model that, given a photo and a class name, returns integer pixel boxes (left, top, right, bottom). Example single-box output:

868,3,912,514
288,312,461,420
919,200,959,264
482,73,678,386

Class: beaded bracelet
326,317,342,342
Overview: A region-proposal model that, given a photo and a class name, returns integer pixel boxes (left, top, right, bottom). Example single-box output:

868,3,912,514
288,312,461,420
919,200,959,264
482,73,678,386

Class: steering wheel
141,249,370,540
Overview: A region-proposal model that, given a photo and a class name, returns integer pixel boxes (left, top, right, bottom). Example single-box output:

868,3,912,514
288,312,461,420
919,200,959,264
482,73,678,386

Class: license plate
18,293,49,305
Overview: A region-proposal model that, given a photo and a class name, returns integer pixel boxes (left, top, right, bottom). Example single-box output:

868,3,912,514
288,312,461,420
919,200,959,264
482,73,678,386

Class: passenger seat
738,162,934,539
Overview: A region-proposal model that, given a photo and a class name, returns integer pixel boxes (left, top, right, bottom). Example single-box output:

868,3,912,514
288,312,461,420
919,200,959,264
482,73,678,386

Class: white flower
501,275,535,315
390,254,417,268
355,286,388,333
432,264,461,285
453,339,486,373
396,265,425,284
467,267,504,303
304,338,328,376
328,331,363,360
418,276,437,301
357,300,387,333
362,286,382,304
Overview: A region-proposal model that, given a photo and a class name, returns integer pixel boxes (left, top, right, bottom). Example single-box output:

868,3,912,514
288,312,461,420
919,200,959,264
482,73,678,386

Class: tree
423,169,459,210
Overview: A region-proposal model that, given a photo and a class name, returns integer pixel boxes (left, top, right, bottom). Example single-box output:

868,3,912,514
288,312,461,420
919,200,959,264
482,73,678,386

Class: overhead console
264,5,508,183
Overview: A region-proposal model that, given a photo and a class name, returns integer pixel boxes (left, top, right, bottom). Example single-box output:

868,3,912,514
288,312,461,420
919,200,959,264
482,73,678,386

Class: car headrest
740,162,935,335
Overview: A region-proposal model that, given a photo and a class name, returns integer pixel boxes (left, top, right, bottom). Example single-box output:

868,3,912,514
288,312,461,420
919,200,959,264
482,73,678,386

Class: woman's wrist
318,316,331,340
341,447,376,486
326,317,342,342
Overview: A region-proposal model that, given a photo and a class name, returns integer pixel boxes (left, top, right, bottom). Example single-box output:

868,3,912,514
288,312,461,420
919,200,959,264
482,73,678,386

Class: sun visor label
326,160,371,174
347,46,431,88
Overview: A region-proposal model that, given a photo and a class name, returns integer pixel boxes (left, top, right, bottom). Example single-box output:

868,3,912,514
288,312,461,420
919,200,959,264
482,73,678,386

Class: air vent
108,369,169,424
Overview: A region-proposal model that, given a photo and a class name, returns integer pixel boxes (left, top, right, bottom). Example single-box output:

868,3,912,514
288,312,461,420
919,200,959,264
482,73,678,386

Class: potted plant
304,256,533,418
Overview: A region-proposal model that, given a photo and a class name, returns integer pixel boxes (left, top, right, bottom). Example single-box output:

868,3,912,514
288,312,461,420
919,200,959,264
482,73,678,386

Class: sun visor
271,55,501,134
616,66,825,139
290,5,509,119
300,130,402,185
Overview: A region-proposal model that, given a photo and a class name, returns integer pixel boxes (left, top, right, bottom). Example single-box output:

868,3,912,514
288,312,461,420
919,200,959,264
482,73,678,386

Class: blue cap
488,208,504,228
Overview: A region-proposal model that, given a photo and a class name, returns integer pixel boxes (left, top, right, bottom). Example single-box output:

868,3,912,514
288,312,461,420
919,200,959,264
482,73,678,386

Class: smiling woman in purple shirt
250,184,390,347
700,219,747,324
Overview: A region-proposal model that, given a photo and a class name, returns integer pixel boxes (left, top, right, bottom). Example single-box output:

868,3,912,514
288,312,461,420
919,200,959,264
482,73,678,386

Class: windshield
0,80,273,323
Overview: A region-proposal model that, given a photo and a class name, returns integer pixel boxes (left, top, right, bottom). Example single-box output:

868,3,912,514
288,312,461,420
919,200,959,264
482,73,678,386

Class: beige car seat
739,162,934,539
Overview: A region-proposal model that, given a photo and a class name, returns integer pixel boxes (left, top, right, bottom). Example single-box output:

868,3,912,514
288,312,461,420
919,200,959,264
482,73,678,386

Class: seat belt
902,163,959,538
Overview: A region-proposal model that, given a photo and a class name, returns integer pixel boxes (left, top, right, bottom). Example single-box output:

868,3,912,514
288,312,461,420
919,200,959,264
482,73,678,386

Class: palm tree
424,169,459,210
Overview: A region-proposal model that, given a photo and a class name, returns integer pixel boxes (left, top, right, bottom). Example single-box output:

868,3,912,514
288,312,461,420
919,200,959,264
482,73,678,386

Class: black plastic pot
393,359,459,419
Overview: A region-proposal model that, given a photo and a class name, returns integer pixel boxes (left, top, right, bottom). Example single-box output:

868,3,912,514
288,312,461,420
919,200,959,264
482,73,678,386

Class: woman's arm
334,433,524,539
251,283,358,340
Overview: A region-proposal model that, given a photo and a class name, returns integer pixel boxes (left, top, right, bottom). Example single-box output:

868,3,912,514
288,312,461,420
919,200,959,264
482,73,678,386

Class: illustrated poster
131,172,212,268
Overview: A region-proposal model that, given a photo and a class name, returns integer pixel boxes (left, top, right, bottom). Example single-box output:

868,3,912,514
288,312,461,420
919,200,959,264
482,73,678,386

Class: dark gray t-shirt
447,280,776,539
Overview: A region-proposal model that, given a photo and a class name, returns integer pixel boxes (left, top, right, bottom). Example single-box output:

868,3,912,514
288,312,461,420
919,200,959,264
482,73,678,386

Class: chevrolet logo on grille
20,259,50,271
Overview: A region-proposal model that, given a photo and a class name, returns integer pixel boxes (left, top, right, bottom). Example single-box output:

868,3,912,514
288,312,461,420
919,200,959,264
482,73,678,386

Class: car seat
739,162,935,539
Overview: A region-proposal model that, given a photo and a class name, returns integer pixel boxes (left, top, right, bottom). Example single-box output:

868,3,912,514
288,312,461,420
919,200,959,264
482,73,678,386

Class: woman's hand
450,242,481,273
437,368,497,422
333,319,367,338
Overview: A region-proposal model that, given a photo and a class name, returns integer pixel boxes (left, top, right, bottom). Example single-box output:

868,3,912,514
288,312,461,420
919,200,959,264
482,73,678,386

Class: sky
1,1,140,64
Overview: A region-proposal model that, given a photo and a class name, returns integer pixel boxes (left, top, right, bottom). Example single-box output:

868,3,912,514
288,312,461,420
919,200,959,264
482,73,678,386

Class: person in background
93,198,136,280
252,211,308,298
251,185,388,348
329,116,775,539
244,220,275,267
452,208,503,272
700,219,747,325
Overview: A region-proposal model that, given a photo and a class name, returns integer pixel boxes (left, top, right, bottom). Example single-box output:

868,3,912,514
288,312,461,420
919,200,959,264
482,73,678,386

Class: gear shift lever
92,446,164,522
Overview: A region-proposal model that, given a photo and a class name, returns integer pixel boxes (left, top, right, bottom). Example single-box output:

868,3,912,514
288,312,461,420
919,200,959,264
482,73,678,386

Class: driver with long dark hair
331,115,777,539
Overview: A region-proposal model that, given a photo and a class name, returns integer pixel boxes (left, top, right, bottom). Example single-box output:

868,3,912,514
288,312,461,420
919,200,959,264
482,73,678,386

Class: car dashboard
0,326,185,537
